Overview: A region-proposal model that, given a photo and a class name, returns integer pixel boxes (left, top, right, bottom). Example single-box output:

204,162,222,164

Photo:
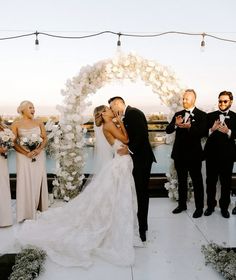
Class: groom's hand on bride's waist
117,145,129,156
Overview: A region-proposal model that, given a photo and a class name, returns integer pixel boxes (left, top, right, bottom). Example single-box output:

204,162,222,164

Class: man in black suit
166,89,207,218
108,96,156,242
204,91,236,218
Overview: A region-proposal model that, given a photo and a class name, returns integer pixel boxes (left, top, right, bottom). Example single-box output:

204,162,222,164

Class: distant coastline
1,103,236,118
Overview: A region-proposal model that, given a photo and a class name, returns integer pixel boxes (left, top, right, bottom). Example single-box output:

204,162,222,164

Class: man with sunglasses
204,91,236,218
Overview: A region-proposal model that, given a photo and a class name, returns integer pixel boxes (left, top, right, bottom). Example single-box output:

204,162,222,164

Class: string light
117,32,121,47
200,33,206,52
35,31,39,50
0,30,236,50
116,32,122,54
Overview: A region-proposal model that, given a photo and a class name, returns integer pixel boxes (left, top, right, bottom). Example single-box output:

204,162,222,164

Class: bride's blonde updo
17,100,33,115
93,105,106,127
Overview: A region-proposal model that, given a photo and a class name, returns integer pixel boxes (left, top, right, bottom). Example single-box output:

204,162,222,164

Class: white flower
66,125,72,131
74,156,82,162
52,52,183,200
1,135,10,142
65,133,74,140
52,179,59,186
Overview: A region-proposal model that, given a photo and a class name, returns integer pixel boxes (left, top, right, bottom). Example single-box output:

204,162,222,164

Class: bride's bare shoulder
103,121,116,130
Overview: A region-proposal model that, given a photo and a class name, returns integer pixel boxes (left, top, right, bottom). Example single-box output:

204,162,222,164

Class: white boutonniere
219,114,230,123
190,113,195,122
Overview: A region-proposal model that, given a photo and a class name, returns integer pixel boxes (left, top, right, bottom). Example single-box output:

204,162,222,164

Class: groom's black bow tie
184,110,190,114
219,111,227,116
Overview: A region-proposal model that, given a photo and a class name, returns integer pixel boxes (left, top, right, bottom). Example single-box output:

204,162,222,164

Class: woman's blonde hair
0,116,4,131
93,105,106,127
17,100,33,115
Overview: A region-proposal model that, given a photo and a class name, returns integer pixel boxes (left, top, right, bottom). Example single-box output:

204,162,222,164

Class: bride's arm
103,120,129,144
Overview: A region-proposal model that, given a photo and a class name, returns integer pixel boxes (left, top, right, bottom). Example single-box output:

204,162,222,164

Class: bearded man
204,91,236,218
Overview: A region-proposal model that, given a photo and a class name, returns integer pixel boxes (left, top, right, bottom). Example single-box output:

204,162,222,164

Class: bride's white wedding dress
16,138,142,268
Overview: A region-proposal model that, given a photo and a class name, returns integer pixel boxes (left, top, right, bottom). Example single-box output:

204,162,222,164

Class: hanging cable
0,30,236,45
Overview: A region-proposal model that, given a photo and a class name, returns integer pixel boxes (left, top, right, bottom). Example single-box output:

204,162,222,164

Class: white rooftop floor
1,198,236,280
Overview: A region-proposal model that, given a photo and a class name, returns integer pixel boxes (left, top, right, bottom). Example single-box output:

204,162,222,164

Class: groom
109,96,156,242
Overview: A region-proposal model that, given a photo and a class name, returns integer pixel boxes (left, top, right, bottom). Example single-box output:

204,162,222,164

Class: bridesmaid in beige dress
0,122,13,227
11,101,48,222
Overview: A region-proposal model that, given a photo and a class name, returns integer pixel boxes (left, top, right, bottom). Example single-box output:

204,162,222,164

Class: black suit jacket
204,110,236,161
123,106,156,164
166,107,207,162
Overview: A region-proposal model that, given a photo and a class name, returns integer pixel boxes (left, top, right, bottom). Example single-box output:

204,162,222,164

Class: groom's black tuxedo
166,107,207,210
204,110,236,210
123,106,156,234
166,108,207,162
204,110,236,161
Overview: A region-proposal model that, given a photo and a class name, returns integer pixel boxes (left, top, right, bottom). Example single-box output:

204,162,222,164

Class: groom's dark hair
108,96,125,104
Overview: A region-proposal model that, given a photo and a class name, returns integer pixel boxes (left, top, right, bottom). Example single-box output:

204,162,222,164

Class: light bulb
200,33,205,52
35,31,39,51
116,33,122,55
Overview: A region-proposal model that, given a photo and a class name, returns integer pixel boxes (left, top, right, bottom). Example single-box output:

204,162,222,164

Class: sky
0,0,236,117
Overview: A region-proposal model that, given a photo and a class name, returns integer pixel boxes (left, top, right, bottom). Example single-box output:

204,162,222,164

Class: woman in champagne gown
16,105,142,268
11,101,48,222
0,122,13,227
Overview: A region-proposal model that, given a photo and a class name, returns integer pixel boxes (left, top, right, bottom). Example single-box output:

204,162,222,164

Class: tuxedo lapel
123,106,131,126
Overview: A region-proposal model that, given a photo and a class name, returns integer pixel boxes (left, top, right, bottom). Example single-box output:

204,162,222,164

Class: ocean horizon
0,103,227,118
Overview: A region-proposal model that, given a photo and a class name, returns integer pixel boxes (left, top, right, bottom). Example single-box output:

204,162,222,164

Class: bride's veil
82,123,113,189
93,124,113,174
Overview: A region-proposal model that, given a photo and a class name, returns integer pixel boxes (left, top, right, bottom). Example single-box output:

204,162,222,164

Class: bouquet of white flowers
0,128,15,159
20,134,43,162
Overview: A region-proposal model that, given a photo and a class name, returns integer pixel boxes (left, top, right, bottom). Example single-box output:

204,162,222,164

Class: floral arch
52,52,184,200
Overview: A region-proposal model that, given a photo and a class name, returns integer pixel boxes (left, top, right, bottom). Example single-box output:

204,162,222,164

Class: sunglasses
218,100,230,104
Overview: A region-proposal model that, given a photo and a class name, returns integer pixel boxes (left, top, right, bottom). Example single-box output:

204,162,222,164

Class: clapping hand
175,115,191,129
175,115,183,126
218,122,229,134
211,120,221,132
211,120,229,134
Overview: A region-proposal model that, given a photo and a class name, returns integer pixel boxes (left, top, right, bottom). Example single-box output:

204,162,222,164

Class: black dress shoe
193,209,203,218
139,231,146,242
172,206,187,214
221,209,230,218
232,207,236,215
204,208,214,216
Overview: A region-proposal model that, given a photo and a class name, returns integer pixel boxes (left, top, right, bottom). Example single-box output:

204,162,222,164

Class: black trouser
132,159,152,233
206,159,234,210
174,159,204,210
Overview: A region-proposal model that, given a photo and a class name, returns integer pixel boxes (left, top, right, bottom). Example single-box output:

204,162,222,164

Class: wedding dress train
16,139,142,267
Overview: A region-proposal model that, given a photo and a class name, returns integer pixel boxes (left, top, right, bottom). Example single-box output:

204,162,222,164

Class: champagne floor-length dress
0,156,12,227
16,127,48,222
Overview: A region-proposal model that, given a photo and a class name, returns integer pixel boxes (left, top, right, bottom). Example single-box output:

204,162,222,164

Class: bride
16,105,142,268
